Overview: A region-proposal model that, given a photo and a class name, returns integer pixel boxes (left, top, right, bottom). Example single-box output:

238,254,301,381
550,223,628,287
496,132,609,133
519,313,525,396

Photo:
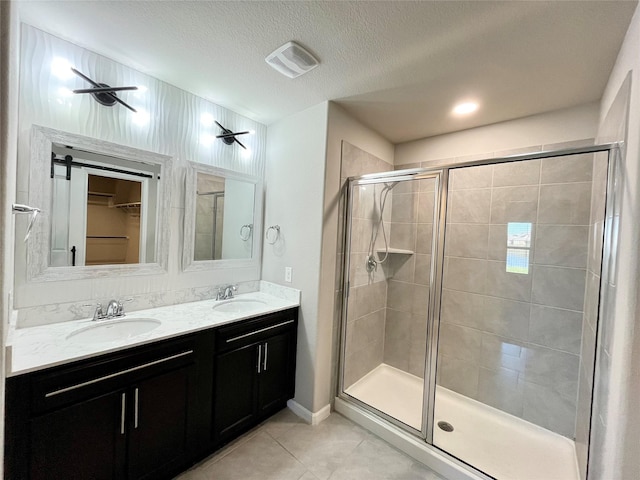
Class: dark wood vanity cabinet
5,331,215,480
5,307,298,479
213,309,298,445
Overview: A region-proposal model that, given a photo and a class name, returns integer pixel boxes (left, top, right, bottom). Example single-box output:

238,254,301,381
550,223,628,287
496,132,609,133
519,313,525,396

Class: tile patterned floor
175,409,445,480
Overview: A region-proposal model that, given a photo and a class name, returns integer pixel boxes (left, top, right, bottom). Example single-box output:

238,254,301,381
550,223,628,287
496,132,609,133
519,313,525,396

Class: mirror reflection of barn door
51,164,148,267
50,164,87,267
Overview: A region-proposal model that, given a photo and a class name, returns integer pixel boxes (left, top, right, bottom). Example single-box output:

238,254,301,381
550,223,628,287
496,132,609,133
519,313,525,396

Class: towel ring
266,225,280,245
240,224,253,241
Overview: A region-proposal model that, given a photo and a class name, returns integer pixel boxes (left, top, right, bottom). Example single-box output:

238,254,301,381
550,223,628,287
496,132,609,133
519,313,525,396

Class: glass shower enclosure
338,145,616,480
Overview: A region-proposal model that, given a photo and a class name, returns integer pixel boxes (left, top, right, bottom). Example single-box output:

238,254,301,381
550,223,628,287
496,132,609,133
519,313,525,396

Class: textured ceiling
17,1,638,143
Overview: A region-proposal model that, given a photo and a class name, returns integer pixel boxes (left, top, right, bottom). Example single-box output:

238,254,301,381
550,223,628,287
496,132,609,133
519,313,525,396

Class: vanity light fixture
452,101,479,116
71,67,139,113
215,121,250,150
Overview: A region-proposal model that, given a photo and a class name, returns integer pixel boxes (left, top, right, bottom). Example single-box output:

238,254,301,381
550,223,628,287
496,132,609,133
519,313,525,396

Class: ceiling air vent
265,41,319,79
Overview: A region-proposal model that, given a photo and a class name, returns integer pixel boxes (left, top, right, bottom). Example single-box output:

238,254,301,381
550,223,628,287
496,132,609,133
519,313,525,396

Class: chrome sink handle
92,303,104,321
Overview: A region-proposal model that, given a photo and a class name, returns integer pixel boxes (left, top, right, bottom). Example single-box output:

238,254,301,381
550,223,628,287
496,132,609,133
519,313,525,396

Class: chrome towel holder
266,225,280,244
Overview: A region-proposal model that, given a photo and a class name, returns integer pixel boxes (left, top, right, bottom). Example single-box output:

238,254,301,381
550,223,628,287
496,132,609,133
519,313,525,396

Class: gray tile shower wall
339,142,393,389
384,177,436,378
437,155,596,438
575,153,608,479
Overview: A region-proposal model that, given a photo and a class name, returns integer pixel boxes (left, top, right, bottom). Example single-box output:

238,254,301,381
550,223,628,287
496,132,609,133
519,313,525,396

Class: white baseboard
287,399,331,425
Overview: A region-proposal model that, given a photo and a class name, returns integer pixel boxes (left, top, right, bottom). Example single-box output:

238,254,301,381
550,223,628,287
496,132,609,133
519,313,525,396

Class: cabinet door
29,389,127,480
213,343,259,443
128,364,194,480
258,331,295,416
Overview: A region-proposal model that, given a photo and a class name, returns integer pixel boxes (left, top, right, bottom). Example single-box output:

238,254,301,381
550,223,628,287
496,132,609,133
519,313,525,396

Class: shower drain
438,421,454,432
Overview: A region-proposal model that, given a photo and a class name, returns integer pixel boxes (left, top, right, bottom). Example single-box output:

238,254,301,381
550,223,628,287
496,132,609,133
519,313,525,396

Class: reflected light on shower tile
132,108,150,127
200,112,215,126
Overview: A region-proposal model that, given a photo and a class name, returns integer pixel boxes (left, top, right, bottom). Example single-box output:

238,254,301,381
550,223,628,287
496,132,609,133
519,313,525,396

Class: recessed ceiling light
452,102,479,116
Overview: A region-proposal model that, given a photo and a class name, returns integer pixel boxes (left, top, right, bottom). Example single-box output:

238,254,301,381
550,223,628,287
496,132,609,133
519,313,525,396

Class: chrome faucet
92,299,125,321
216,284,238,300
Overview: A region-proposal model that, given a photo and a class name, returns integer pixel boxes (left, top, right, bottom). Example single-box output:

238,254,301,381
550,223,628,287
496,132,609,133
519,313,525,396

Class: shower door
430,151,611,480
339,171,441,434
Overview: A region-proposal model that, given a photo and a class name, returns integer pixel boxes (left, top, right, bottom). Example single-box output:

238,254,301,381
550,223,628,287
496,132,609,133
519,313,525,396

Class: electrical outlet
285,266,292,283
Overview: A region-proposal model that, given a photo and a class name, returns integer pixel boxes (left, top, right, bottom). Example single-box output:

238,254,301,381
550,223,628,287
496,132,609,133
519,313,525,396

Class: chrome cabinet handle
134,387,139,429
45,350,194,398
225,320,295,343
263,342,268,371
257,344,262,373
120,393,126,435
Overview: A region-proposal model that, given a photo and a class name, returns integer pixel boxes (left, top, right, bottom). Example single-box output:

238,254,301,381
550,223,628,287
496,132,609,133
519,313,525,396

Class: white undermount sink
212,299,268,313
66,318,161,343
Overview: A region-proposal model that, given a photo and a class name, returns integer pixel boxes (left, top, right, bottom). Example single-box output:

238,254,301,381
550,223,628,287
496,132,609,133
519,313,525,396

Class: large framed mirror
183,162,263,272
26,125,172,281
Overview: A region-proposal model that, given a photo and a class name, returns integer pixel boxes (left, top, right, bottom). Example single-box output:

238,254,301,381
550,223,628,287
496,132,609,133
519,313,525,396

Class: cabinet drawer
215,308,297,353
30,335,197,415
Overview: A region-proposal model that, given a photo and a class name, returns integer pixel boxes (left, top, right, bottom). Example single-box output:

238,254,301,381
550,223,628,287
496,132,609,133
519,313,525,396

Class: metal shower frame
337,142,620,478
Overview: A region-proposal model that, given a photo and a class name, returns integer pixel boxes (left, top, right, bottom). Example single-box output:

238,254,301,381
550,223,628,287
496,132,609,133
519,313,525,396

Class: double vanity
5,284,300,479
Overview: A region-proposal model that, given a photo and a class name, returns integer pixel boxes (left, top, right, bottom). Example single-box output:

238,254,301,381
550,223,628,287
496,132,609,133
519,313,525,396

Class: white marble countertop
6,284,300,377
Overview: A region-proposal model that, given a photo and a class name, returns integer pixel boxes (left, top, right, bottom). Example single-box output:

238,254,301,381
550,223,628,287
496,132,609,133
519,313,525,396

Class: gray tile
346,309,386,355
387,280,412,313
411,284,430,317
444,224,489,259
538,183,592,225
344,339,384,388
587,220,604,273
384,308,412,371
529,305,583,354
436,354,479,398
492,159,541,187
482,296,530,341
327,436,414,480
418,177,437,193
260,408,306,439
438,323,482,364
524,345,579,399
486,260,533,302
355,281,387,318
389,254,415,283
417,191,436,223
580,319,596,385
440,289,484,329
522,381,577,438
408,314,428,378
450,164,493,190
534,225,589,268
448,189,491,224
202,431,307,480
490,185,539,224
414,254,432,286
275,414,371,480
390,193,417,223
390,222,417,251
480,333,526,373
415,223,433,254
540,153,594,184
531,265,587,311
443,257,487,294
477,367,524,417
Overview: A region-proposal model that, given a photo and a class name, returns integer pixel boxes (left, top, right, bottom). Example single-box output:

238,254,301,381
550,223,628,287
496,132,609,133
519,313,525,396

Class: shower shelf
376,248,414,255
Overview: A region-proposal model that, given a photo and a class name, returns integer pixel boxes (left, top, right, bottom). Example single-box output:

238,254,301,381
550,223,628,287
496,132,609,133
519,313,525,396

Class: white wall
593,3,640,478
0,1,21,475
263,102,329,413
395,103,599,165
14,25,267,327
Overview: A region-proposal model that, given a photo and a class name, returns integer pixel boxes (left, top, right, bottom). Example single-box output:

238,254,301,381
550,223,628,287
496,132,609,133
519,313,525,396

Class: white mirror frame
183,161,263,272
26,125,172,281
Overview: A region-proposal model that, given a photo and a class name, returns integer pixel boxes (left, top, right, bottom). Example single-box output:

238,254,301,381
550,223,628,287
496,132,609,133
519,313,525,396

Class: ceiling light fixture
265,41,319,79
452,101,479,116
